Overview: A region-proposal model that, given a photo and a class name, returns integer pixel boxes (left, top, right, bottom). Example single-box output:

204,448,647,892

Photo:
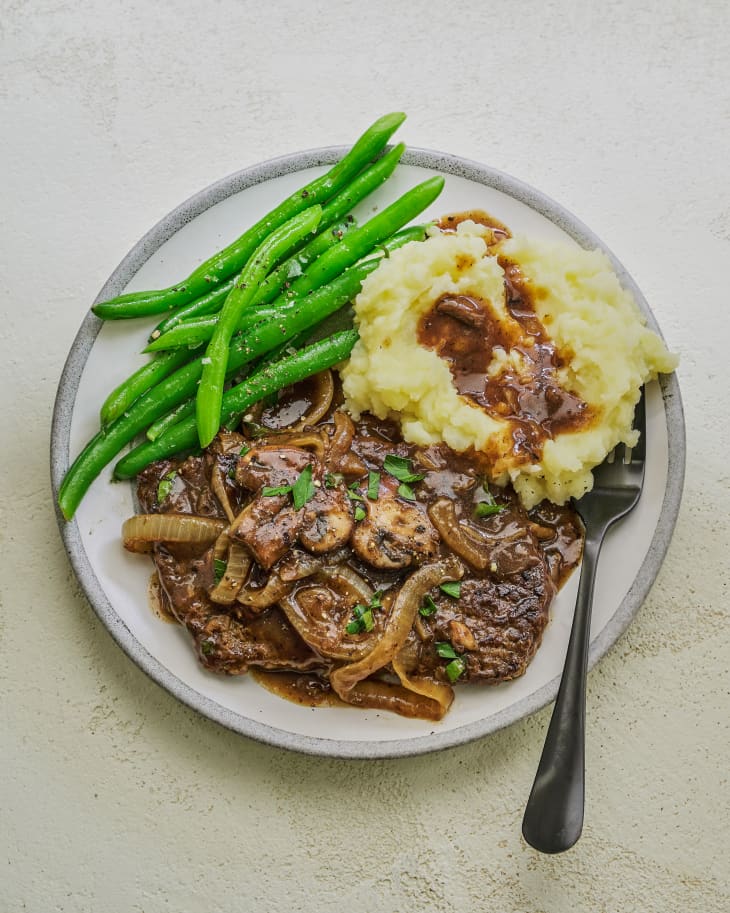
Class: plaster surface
1,2,728,910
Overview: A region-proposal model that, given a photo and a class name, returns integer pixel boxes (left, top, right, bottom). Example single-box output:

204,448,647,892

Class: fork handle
521,527,607,853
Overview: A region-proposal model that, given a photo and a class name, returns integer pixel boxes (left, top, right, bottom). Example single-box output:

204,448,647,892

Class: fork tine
631,387,646,462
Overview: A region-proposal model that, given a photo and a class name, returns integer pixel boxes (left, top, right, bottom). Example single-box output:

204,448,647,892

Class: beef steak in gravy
130,386,583,717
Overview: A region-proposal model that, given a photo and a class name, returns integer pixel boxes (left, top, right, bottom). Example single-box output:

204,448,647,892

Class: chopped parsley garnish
239,445,250,457
474,487,505,518
354,505,366,522
261,466,316,510
440,581,461,599
419,595,438,617
346,481,365,502
445,657,466,682
345,604,375,635
397,482,417,501
435,641,460,659
213,559,227,584
325,471,343,489
156,471,177,503
200,639,215,656
346,593,383,634
261,484,292,497
383,454,425,484
367,471,380,501
474,501,504,518
291,464,316,510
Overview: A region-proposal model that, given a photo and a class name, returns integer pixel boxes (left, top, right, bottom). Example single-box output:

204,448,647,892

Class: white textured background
2,1,729,910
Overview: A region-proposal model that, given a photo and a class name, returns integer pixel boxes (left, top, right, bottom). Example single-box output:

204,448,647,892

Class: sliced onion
122,514,226,553
276,550,325,582
335,679,450,722
325,410,354,470
258,430,327,459
211,463,236,523
391,652,454,721
279,566,379,661
329,556,464,698
209,541,252,605
291,369,334,430
317,564,375,605
237,572,294,611
428,498,489,570
325,411,366,477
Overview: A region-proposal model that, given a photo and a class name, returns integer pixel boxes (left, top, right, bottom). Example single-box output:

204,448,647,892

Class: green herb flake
354,505,367,522
200,639,215,656
239,445,251,457
261,484,292,498
367,471,380,501
214,559,227,584
435,641,459,660
345,619,362,635
371,590,384,608
474,501,504,519
445,657,466,683
292,464,316,510
419,595,439,617
325,472,343,489
156,471,177,503
360,607,375,632
440,581,461,599
347,486,365,502
397,482,416,501
383,454,425,484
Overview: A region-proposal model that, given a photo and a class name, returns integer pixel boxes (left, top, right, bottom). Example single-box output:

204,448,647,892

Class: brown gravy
251,670,343,707
417,226,591,461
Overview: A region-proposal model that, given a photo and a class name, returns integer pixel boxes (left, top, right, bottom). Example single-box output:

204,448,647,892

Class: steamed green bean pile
58,112,445,520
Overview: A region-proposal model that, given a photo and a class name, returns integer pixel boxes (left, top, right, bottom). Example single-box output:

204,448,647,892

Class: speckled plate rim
50,146,686,759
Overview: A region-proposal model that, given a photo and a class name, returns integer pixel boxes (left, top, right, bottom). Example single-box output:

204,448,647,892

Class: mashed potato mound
341,221,677,508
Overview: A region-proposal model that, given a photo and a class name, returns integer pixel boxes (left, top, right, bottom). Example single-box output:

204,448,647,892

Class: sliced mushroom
299,484,354,554
350,476,439,570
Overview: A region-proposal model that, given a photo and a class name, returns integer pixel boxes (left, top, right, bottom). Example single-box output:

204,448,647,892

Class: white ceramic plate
51,147,685,758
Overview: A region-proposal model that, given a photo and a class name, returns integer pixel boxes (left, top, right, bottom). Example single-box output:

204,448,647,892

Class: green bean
148,140,404,342
270,177,444,303
147,278,236,342
100,348,192,427
144,217,435,354
146,399,196,441
146,216,353,345
92,113,406,320
58,265,371,519
196,205,324,448
114,331,359,479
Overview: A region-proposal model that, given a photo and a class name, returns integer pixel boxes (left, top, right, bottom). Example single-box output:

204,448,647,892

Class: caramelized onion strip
279,566,378,661
338,679,450,722
325,411,367,477
122,514,226,553
291,369,334,430
258,431,326,459
210,464,236,523
329,556,464,698
209,541,252,605
236,573,294,611
428,498,489,570
391,653,454,721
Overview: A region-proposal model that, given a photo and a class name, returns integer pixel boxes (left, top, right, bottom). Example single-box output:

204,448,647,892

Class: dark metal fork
522,389,646,853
